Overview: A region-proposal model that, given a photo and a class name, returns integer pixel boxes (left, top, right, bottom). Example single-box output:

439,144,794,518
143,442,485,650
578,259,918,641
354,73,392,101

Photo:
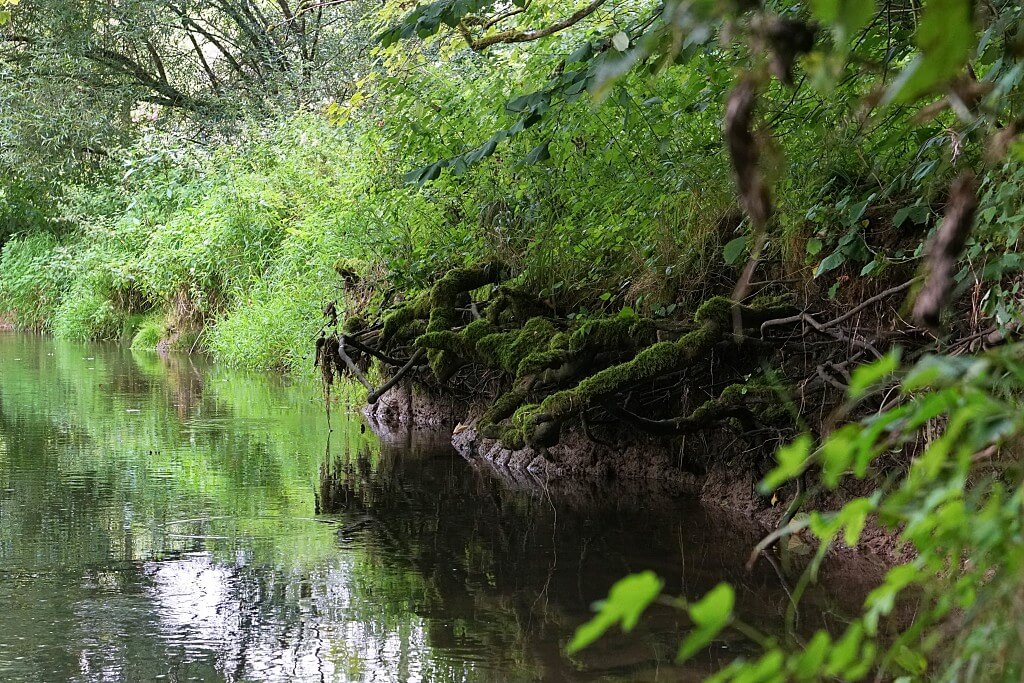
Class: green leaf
723,236,747,265
760,434,812,493
820,423,859,488
887,0,975,103
838,497,875,547
792,631,832,680
523,141,551,165
567,571,663,654
825,622,865,675
865,563,920,635
677,583,735,662
810,0,876,47
806,237,824,256
815,250,846,277
848,348,901,398
893,645,928,676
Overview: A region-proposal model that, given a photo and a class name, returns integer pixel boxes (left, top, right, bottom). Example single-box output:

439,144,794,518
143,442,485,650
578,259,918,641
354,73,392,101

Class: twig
746,517,812,571
820,278,921,330
340,334,407,367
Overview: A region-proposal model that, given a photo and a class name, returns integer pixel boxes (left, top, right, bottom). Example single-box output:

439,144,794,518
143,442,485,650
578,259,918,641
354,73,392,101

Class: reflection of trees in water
0,335,401,681
0,333,869,682
317,435,871,680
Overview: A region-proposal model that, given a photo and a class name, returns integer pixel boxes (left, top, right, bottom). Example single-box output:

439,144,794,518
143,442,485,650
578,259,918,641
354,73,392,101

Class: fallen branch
820,278,920,329
337,341,373,392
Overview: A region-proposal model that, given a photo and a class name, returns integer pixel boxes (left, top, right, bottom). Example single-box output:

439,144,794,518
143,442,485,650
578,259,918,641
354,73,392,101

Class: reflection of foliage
576,347,1024,679
318,435,866,680
0,335,519,681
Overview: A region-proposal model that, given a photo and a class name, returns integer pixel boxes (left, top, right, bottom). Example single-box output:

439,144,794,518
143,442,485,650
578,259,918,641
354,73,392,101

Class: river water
0,332,861,682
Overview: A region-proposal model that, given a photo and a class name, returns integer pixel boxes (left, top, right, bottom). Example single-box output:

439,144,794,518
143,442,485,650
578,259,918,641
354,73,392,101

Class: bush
51,285,125,340
0,232,70,330
206,278,324,371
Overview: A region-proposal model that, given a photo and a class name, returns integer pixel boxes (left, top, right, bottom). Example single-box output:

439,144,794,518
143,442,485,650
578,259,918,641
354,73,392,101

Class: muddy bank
364,382,909,567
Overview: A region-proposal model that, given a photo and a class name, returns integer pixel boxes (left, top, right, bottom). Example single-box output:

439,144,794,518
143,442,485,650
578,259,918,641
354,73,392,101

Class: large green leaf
677,583,735,663
760,434,812,493
567,571,664,653
887,0,975,103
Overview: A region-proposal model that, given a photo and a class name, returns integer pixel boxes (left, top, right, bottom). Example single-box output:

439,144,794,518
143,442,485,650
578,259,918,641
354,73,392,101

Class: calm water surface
0,332,858,682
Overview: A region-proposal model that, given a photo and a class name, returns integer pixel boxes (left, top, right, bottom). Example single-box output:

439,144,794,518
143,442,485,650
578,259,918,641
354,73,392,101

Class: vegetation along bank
6,0,1024,677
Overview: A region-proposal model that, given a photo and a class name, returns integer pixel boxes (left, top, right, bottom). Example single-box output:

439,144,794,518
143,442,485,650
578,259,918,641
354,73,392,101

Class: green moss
693,296,736,326
427,263,500,332
421,263,503,381
476,317,558,374
484,292,511,325
416,330,477,358
464,318,498,343
343,314,367,334
382,295,430,341
568,315,657,354
427,347,461,382
478,388,530,438
333,257,367,278
533,322,722,431
482,287,551,326
516,349,572,380
693,295,796,329
414,319,500,370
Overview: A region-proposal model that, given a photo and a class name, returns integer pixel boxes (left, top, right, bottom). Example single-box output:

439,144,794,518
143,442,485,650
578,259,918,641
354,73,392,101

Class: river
0,332,862,682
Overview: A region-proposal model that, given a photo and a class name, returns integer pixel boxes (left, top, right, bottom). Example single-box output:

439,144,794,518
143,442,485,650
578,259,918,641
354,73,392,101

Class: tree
0,0,372,178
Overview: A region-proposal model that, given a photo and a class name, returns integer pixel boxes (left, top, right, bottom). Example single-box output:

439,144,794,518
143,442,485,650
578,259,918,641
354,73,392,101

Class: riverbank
364,381,910,568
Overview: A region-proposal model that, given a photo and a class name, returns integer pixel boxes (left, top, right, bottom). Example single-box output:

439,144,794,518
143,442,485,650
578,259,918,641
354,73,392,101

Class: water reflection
0,332,860,682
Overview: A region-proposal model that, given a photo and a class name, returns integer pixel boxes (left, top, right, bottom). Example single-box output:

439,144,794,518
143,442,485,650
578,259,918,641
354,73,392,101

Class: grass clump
131,313,167,351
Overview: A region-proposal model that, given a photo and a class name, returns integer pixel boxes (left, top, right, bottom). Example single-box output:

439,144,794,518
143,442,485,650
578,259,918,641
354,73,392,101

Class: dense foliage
6,0,1024,679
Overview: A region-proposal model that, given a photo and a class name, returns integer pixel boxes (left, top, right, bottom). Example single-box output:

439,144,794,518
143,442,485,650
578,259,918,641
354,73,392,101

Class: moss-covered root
608,382,789,435
484,287,554,325
425,262,503,381
381,295,430,343
508,296,795,448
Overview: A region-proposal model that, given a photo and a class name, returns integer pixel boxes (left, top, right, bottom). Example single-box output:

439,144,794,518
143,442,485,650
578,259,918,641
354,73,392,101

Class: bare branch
463,0,607,51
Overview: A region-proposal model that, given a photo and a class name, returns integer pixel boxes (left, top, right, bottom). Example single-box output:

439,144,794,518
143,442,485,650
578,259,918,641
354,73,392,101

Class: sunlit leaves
808,496,877,547
848,348,901,398
567,571,664,653
760,434,811,493
0,0,16,26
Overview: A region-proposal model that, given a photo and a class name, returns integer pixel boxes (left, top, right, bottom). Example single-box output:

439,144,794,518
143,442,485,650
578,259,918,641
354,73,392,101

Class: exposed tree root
319,262,936,467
